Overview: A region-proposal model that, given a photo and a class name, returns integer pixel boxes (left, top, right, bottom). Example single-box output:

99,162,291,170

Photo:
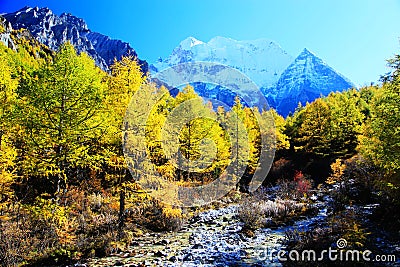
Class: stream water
85,201,329,267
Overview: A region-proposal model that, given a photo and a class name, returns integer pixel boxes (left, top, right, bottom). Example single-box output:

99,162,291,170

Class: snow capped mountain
3,6,147,73
2,6,354,116
179,36,205,49
152,36,293,89
152,37,354,116
267,48,355,116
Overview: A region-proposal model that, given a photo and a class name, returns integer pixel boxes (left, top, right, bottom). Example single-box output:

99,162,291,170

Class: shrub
293,171,312,196
262,198,303,218
87,193,104,212
0,203,78,267
275,179,296,200
0,187,127,266
326,156,381,212
326,159,346,186
142,199,185,232
0,221,30,267
285,208,371,262
237,196,305,230
329,209,370,249
237,200,265,229
276,171,313,200
0,187,188,266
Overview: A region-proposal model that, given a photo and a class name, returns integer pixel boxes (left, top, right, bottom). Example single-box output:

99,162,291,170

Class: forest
0,25,399,266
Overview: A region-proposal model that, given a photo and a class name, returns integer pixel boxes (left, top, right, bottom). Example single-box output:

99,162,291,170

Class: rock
192,243,204,249
206,257,215,263
242,228,255,238
239,249,248,256
131,241,140,246
154,239,170,245
153,250,167,257
266,219,278,228
114,261,123,266
127,251,136,257
169,255,177,262
183,253,193,261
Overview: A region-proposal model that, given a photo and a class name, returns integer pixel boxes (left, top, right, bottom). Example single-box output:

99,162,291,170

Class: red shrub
293,171,312,195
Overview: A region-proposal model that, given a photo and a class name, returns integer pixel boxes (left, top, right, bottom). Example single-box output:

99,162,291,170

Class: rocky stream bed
83,201,330,267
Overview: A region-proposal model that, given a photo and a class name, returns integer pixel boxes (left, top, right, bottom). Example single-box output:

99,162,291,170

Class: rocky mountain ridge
2,6,147,73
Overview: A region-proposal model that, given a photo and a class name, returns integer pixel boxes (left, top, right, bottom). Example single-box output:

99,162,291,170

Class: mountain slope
267,48,354,116
3,6,147,73
0,15,54,61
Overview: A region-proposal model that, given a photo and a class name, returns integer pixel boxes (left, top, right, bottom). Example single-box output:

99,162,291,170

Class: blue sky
1,0,399,86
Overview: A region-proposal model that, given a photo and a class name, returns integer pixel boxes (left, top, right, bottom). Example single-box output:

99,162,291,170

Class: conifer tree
0,46,19,214
327,90,363,157
296,98,332,156
360,54,400,173
19,43,105,194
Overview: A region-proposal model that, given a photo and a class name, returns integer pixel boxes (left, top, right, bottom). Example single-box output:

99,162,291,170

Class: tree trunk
118,188,125,235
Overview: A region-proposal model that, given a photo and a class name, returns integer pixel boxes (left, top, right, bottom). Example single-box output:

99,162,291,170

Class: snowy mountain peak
268,48,355,116
295,48,322,63
208,36,237,47
300,47,313,55
179,36,204,49
16,6,52,18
